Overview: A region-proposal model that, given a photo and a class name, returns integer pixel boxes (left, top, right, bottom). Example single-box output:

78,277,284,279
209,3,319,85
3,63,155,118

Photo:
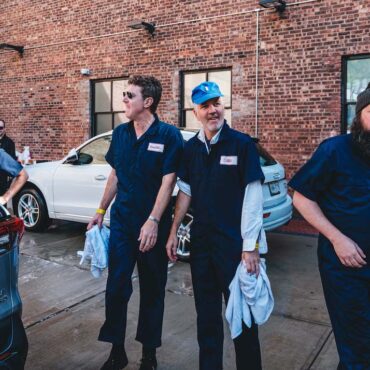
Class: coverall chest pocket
139,148,164,177
212,162,240,187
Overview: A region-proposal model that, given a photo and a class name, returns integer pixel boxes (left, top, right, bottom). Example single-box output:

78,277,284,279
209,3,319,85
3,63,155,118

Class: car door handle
95,175,107,181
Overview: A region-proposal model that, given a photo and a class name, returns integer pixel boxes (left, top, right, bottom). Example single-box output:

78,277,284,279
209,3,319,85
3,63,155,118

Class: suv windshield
255,143,277,167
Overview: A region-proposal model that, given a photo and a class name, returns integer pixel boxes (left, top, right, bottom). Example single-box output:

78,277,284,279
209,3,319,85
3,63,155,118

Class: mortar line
306,329,333,369
24,289,106,330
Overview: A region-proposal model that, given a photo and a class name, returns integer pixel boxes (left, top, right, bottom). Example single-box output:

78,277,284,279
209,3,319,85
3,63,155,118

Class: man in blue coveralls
88,75,183,370
166,81,264,370
0,149,28,205
289,83,370,369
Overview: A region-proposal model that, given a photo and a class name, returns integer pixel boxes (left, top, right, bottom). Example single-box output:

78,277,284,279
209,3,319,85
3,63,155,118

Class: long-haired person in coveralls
289,83,370,369
166,81,264,370
87,75,183,370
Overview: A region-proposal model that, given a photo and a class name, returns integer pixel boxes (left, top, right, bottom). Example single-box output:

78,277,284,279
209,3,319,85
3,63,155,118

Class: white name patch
220,156,238,165
148,143,164,153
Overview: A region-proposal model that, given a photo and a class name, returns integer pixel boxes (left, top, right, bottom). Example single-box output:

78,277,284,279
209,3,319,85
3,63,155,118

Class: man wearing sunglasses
0,119,17,196
88,75,183,370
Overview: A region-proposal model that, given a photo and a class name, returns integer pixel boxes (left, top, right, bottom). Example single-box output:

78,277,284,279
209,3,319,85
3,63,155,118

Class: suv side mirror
65,148,78,164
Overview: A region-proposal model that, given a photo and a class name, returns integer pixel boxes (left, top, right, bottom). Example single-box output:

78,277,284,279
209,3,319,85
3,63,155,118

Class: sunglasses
122,91,136,99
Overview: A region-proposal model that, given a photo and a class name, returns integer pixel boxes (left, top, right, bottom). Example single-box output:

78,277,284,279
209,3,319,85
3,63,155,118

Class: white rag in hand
79,225,110,278
225,258,274,339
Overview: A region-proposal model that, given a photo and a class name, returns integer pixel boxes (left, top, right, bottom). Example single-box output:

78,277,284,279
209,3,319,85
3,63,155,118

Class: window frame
91,77,128,137
341,54,370,134
180,68,232,128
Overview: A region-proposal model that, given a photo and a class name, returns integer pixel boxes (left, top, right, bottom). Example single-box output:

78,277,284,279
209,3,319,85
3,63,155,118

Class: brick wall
0,0,369,178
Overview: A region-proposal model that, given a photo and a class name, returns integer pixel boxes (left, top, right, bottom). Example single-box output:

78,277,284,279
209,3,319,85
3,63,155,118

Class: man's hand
138,219,158,252
0,195,8,205
87,213,104,230
166,232,178,262
332,234,367,268
242,249,260,276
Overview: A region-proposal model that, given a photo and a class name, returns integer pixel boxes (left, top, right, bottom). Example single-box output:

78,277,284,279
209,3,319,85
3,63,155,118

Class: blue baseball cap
191,81,224,105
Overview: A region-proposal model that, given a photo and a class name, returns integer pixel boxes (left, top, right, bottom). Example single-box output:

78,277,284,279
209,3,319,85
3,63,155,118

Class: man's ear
144,97,154,109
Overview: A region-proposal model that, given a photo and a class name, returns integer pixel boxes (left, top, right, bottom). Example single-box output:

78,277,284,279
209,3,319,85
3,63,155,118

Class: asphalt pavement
18,221,339,370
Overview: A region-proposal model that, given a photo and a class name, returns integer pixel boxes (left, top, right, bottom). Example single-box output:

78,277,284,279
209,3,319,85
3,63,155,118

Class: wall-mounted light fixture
0,43,24,56
128,21,156,37
80,68,91,76
259,0,286,13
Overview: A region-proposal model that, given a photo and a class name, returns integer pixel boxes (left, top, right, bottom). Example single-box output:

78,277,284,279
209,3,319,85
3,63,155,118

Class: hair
128,75,162,113
0,119,5,127
351,109,370,164
351,110,365,137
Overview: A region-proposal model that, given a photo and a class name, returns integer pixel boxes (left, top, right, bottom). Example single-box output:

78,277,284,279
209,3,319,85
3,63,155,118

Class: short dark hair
128,75,162,113
0,119,5,127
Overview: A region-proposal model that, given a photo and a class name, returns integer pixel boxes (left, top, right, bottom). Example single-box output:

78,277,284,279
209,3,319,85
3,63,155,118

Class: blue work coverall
178,123,264,370
98,116,183,348
289,134,370,370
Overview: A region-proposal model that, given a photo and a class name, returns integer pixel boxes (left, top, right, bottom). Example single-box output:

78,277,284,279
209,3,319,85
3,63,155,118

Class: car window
78,135,112,165
255,143,277,167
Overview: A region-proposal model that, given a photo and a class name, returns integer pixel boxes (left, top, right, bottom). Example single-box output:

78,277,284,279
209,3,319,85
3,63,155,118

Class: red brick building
1,0,369,177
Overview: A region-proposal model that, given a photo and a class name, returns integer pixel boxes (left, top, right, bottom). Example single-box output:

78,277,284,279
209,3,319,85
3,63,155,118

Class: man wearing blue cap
166,81,264,370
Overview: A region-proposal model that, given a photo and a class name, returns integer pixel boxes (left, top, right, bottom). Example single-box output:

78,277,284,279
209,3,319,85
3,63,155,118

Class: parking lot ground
19,221,339,370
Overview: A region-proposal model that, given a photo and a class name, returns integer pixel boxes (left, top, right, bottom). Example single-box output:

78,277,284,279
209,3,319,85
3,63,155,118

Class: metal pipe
255,9,260,138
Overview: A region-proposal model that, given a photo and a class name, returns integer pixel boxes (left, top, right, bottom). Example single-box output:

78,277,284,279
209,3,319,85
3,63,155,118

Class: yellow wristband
255,242,259,250
96,208,106,215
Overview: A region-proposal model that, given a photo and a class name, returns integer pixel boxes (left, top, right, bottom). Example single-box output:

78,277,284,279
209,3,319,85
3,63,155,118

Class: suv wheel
176,212,193,261
14,188,50,232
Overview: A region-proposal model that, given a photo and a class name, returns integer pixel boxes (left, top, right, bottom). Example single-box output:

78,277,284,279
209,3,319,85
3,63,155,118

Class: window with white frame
181,69,232,129
93,78,129,136
343,56,370,133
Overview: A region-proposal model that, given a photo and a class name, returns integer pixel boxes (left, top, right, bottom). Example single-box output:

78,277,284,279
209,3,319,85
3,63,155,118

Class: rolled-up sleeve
289,140,335,201
0,149,23,177
241,180,268,254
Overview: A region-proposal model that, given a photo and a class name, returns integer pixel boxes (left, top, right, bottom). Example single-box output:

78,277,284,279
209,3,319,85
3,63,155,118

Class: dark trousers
190,246,262,370
98,225,168,348
318,240,370,370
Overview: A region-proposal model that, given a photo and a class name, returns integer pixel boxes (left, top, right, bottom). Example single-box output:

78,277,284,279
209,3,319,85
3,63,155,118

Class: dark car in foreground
0,206,27,369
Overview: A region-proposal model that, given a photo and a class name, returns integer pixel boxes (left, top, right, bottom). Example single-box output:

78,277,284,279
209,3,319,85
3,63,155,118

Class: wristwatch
148,215,160,224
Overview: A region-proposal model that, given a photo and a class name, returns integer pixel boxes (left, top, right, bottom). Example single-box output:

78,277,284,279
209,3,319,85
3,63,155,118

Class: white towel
225,258,274,339
79,225,110,278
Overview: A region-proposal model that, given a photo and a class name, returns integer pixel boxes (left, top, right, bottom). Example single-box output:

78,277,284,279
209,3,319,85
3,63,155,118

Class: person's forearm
293,191,343,243
3,169,28,203
149,173,177,221
98,169,118,210
170,190,191,234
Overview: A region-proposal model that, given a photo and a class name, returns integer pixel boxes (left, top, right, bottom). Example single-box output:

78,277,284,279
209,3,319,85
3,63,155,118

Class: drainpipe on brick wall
255,9,260,138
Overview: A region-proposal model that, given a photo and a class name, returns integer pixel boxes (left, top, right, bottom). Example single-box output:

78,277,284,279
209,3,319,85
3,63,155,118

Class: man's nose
208,104,217,114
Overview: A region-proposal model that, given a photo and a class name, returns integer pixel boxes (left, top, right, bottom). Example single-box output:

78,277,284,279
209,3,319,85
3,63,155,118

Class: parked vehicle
0,205,28,369
13,130,292,259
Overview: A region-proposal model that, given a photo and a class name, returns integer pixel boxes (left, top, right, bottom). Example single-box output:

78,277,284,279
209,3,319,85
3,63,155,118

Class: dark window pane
95,82,111,112
347,104,356,132
96,114,112,135
347,59,370,102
